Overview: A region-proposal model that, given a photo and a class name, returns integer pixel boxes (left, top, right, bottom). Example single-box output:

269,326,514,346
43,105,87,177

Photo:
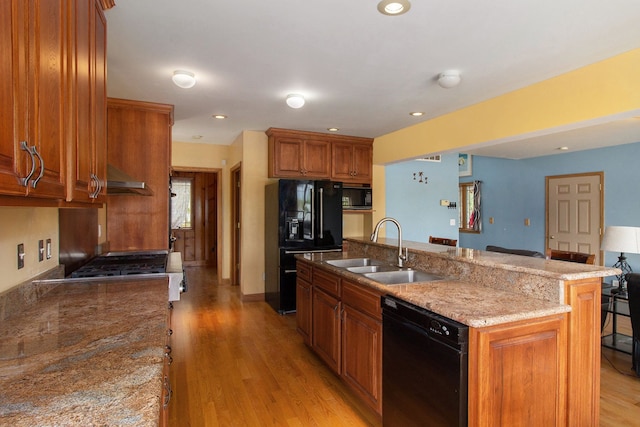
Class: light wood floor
169,267,640,426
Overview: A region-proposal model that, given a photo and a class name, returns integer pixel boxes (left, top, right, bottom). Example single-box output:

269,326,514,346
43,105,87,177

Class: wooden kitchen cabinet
468,314,567,426
299,262,383,416
341,280,383,414
106,98,174,251
312,287,342,374
66,0,107,203
0,0,67,199
266,128,374,184
331,142,373,184
267,129,331,178
296,261,313,345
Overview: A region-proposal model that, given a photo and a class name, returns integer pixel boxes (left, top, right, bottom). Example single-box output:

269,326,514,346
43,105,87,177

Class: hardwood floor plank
169,266,640,426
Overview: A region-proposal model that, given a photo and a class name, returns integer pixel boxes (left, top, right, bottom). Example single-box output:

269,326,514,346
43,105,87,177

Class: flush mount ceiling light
409,112,424,117
172,70,196,89
286,94,305,109
212,114,227,119
377,0,411,16
437,70,461,89
327,128,339,132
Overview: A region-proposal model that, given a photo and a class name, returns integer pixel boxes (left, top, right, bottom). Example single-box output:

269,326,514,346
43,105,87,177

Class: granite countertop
0,278,169,426
358,237,620,281
299,251,576,328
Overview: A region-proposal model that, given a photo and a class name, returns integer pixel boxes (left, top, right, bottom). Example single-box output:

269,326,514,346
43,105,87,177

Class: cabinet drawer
297,260,312,282
313,268,341,297
342,280,382,320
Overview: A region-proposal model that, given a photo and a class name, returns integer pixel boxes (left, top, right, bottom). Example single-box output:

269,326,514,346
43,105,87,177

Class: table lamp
601,226,640,294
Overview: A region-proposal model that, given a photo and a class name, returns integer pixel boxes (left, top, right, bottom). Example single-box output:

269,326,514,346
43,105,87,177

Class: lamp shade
601,226,640,254
172,70,196,89
286,94,305,109
438,70,461,88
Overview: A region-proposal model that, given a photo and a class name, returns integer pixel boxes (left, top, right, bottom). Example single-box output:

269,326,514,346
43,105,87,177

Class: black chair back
625,273,640,376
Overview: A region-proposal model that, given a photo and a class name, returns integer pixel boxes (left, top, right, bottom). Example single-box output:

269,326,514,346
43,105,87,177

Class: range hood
107,164,154,196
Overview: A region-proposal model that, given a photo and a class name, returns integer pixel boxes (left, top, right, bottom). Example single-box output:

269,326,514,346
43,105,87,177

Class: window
459,181,481,233
171,177,193,229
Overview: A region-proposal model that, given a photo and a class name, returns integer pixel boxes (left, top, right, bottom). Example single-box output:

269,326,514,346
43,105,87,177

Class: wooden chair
429,236,457,247
545,248,595,265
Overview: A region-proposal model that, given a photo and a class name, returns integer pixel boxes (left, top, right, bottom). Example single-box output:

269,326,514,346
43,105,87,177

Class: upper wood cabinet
67,0,107,203
266,128,373,184
0,0,67,199
0,0,110,204
106,98,174,252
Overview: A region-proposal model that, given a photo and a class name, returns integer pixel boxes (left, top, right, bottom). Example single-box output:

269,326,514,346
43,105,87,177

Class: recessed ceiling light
172,70,196,89
213,115,227,119
327,128,339,132
377,0,411,16
286,94,305,109
409,112,424,117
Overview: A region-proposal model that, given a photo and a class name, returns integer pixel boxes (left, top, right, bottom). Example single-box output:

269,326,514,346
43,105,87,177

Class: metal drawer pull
19,141,36,186
31,146,44,188
163,375,172,407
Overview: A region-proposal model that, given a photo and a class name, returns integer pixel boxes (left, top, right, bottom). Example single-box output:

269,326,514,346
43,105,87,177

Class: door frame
172,167,222,278
231,163,241,286
545,171,604,264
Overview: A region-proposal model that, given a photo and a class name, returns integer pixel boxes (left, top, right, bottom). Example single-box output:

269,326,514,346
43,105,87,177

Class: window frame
459,181,481,234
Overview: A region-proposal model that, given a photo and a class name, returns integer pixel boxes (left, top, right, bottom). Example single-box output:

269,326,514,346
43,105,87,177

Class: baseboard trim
241,292,265,302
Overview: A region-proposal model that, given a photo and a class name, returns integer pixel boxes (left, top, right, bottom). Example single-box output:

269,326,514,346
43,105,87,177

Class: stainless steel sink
346,264,399,274
363,269,443,285
326,258,384,268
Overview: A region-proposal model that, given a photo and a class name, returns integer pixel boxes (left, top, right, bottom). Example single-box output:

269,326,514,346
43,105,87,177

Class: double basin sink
325,258,443,285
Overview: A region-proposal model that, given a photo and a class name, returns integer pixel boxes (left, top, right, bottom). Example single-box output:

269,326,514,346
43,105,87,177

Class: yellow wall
374,48,640,164
0,207,59,293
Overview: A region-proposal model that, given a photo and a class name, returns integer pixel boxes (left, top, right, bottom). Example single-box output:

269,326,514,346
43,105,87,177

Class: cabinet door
331,142,354,182
351,144,372,183
25,0,67,199
0,1,30,196
296,277,312,345
303,139,331,178
342,304,382,415
271,137,304,177
468,314,567,427
312,287,341,374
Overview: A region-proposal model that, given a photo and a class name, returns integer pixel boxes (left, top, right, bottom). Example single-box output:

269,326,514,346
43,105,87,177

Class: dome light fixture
172,70,196,89
437,70,461,89
286,94,305,109
377,0,411,16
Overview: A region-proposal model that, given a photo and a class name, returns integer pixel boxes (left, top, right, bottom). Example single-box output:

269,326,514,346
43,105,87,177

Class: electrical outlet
17,243,25,269
38,240,44,262
46,239,52,259
449,218,456,226
524,218,531,226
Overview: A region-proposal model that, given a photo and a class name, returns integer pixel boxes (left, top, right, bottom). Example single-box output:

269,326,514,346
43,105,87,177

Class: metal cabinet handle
163,375,172,408
19,141,36,186
30,146,44,188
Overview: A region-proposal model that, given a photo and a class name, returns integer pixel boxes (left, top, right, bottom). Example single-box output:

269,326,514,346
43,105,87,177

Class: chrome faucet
370,217,408,267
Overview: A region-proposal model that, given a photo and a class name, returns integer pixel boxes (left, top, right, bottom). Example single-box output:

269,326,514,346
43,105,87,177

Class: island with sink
295,236,618,426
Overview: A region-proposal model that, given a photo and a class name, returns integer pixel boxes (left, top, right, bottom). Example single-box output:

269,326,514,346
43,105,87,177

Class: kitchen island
297,237,618,426
0,278,170,426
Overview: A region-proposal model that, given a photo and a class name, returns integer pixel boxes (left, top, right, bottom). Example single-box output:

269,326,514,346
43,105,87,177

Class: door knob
549,235,556,239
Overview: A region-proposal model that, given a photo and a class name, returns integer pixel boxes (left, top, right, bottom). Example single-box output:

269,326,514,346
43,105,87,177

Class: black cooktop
70,252,168,278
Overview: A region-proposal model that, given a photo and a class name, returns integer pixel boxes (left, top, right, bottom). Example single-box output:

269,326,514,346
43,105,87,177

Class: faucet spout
371,217,407,267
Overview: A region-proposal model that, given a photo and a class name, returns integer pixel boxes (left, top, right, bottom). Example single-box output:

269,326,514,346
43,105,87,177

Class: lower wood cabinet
298,260,383,416
311,287,342,374
468,314,567,426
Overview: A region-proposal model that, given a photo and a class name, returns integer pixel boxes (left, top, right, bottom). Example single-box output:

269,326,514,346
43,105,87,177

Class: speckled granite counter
298,237,619,328
0,278,169,426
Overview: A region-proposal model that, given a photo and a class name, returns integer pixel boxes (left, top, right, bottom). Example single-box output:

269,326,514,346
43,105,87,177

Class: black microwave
342,187,372,210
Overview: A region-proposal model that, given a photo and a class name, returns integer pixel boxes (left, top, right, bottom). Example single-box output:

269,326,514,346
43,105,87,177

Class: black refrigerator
265,179,343,314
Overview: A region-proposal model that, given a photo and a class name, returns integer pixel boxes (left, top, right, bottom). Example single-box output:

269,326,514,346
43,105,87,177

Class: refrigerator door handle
319,187,324,239
284,269,297,274
310,187,315,240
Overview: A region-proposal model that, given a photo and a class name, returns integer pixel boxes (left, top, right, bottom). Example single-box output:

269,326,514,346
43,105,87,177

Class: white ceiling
104,0,640,160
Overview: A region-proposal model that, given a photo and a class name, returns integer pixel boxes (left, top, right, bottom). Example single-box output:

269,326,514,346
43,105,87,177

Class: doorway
171,169,219,268
231,165,241,286
546,172,603,264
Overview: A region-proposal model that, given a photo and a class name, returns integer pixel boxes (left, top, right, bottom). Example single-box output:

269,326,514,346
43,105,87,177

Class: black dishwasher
382,295,469,427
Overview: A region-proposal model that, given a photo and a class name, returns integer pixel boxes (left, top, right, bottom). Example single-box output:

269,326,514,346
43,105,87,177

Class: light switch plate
17,243,24,269
38,240,44,262
46,239,52,259
449,219,456,226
